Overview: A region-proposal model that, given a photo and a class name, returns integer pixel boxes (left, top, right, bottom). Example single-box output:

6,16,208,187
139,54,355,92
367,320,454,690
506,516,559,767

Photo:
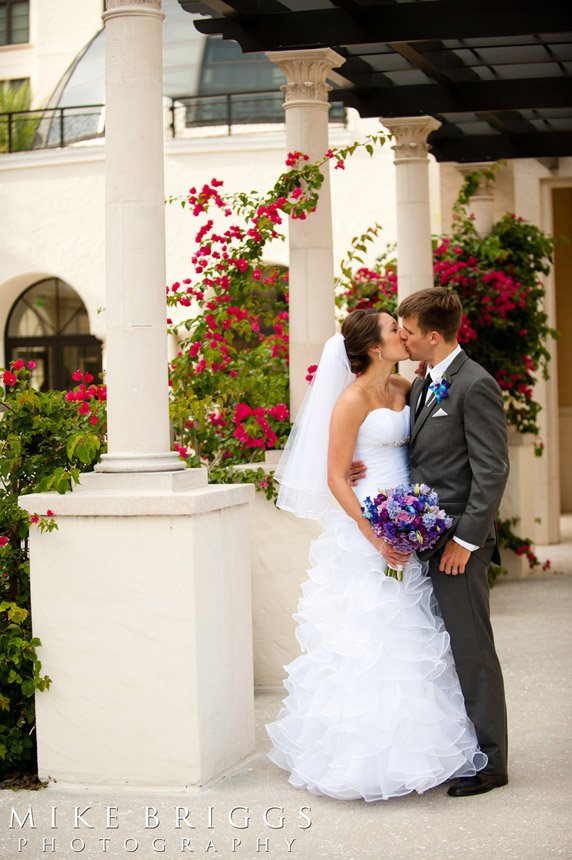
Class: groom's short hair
397,288,462,342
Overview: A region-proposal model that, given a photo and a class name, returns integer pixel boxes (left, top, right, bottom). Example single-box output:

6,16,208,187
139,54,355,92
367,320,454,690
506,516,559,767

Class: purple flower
361,482,453,563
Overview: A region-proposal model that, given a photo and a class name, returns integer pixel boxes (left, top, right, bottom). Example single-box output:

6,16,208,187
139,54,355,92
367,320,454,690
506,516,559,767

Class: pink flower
2,370,16,386
234,403,252,423
12,358,25,370
84,372,94,384
46,510,55,517
78,403,90,415
72,369,83,381
30,515,39,524
27,361,36,370
89,415,99,425
267,403,289,422
305,364,318,383
0,536,8,547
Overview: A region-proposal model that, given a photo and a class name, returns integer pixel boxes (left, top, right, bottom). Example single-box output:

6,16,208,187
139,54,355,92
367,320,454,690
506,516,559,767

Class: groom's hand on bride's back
348,460,367,486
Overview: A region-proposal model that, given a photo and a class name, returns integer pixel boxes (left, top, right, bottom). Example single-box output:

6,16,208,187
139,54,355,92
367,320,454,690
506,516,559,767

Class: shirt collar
427,344,462,382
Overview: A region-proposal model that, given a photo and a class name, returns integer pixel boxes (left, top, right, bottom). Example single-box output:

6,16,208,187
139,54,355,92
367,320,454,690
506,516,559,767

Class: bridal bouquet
361,483,453,581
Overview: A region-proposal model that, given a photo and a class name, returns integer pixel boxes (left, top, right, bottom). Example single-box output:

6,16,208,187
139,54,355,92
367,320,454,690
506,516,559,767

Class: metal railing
0,104,105,153
0,91,347,154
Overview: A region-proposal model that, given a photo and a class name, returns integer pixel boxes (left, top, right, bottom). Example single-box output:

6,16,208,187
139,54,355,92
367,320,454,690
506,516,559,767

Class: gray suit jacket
409,349,510,557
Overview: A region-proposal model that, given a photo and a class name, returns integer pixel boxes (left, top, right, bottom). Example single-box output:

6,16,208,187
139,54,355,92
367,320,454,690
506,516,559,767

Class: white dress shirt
423,345,479,553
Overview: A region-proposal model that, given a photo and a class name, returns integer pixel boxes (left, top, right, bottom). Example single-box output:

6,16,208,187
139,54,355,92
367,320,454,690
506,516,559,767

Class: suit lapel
410,349,469,443
410,376,424,434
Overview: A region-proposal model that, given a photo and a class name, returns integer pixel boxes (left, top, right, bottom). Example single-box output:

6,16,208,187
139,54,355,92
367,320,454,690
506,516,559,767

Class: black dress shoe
447,773,508,797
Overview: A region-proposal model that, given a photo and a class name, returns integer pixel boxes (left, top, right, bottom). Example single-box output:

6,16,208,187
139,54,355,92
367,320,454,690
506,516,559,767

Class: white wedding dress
266,405,487,801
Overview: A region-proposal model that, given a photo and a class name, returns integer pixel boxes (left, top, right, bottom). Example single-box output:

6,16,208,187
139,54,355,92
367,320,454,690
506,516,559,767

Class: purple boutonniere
428,373,451,405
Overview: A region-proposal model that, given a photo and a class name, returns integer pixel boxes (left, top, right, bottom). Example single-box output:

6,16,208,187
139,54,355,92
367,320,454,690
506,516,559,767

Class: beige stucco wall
553,186,572,511
0,116,400,367
0,0,102,105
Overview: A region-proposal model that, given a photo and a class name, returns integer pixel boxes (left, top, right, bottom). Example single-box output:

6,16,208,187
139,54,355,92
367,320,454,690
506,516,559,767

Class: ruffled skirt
265,510,487,801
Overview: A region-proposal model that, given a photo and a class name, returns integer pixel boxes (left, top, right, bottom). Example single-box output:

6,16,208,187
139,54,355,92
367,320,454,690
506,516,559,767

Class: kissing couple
266,287,510,801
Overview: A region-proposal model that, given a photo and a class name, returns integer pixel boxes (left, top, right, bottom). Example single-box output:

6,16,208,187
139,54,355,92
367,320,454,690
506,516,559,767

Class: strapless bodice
351,406,411,505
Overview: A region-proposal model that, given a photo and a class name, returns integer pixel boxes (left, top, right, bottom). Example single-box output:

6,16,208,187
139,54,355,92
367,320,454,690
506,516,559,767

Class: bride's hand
415,360,429,378
371,535,411,568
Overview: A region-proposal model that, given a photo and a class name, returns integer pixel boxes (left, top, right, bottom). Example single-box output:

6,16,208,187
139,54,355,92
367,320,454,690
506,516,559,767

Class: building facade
0,0,570,524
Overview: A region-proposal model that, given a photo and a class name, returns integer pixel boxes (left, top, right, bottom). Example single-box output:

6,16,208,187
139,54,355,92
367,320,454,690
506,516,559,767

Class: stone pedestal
20,0,258,789
499,430,538,577
233,455,320,688
19,472,256,788
267,48,344,417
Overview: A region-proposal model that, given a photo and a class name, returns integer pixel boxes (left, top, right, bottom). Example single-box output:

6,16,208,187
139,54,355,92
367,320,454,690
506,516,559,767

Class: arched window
5,278,102,390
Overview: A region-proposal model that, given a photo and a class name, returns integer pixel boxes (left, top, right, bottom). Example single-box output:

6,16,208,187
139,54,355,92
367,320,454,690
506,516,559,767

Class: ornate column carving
267,49,344,417
384,116,442,163
271,48,342,106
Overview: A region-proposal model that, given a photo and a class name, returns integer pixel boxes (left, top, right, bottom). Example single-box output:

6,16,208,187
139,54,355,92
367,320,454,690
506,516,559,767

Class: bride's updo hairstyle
341,308,391,374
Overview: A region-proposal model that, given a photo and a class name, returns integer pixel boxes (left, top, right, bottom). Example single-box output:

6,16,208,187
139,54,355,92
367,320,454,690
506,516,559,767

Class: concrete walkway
1,519,570,860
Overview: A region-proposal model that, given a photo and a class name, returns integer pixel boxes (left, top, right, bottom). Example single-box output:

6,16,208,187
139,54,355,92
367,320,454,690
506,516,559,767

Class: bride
265,308,487,801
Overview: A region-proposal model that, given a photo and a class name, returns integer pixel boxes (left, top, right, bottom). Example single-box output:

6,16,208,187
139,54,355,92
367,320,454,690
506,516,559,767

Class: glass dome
37,0,295,148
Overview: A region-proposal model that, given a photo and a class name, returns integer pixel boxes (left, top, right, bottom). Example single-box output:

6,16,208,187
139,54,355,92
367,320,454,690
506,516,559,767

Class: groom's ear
428,330,442,346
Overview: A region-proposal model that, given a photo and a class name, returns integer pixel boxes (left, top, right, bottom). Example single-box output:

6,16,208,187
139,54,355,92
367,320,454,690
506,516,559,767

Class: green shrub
0,360,105,771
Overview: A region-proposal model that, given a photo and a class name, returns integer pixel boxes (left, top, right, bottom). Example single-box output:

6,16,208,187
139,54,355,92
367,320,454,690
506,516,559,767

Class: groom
352,287,510,797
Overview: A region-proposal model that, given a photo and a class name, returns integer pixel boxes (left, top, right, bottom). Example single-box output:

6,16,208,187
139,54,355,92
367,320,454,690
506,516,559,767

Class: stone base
19,476,255,788
497,549,530,579
235,455,321,688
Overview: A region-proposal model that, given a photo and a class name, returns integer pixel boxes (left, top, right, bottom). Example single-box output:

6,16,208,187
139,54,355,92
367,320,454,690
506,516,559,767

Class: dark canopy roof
178,0,572,162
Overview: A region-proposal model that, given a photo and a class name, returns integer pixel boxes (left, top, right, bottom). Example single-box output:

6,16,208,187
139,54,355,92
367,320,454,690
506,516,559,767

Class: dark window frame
5,278,103,391
0,0,30,47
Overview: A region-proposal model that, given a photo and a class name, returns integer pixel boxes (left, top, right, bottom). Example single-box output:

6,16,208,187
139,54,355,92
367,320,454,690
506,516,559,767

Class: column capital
266,48,345,106
455,162,496,198
103,0,163,23
380,116,441,163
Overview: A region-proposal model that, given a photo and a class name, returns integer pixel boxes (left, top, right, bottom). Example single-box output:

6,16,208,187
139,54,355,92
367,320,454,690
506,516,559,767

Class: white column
456,162,496,237
20,0,257,788
267,48,344,417
99,0,182,473
381,116,441,304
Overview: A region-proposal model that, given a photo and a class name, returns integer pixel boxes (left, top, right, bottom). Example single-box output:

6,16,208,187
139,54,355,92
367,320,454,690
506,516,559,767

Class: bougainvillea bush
0,361,106,772
338,167,557,441
166,137,385,495
336,165,556,578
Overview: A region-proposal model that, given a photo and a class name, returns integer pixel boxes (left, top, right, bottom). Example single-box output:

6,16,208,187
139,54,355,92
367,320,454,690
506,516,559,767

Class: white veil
275,332,355,519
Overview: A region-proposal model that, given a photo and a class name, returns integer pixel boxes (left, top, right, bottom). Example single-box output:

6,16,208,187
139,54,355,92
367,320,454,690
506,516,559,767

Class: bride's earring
377,349,383,361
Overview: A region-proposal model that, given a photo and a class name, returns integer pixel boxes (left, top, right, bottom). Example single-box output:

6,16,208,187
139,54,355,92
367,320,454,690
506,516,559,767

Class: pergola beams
332,78,572,118
181,0,572,163
188,1,570,50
